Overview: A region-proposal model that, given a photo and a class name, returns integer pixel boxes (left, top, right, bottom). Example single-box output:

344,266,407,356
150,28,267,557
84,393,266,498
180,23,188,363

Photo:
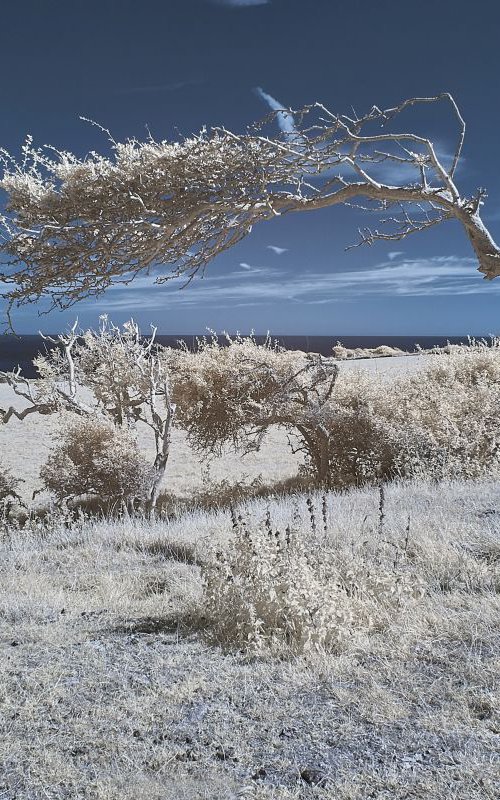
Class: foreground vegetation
1,481,498,799
1,334,500,797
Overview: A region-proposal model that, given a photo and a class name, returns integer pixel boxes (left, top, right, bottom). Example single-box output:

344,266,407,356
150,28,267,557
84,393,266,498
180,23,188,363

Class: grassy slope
1,480,499,799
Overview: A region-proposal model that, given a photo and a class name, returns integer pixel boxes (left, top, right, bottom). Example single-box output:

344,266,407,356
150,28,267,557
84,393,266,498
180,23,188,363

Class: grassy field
1,479,498,799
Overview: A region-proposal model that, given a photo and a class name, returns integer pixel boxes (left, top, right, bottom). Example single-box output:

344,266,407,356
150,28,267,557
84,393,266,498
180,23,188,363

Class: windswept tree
169,333,352,487
0,93,499,317
169,333,404,488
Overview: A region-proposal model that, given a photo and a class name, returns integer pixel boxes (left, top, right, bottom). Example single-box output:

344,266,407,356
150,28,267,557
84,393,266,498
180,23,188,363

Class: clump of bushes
40,416,152,510
327,340,500,485
381,339,500,480
168,334,500,491
6,324,500,517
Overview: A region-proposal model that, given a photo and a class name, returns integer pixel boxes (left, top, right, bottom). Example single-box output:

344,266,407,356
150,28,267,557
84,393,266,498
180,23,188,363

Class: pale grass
1,480,498,799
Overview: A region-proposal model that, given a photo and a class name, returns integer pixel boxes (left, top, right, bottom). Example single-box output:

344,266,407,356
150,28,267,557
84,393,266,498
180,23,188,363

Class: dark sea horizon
0,333,487,378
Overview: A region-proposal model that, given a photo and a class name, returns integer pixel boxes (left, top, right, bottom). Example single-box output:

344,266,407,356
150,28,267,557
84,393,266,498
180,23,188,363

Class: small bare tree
0,316,175,511
0,93,499,317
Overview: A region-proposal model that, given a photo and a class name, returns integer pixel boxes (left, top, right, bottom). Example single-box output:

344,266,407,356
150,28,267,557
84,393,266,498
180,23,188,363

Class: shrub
40,416,152,507
297,371,399,488
167,333,340,485
201,513,350,655
382,339,500,479
200,502,424,656
168,333,312,453
304,340,500,486
0,462,22,504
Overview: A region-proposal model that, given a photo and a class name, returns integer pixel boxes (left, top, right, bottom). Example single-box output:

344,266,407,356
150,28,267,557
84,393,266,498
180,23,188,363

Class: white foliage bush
168,333,316,455
306,370,398,487
382,339,500,479
200,506,425,656
41,416,152,505
302,340,500,485
0,463,22,503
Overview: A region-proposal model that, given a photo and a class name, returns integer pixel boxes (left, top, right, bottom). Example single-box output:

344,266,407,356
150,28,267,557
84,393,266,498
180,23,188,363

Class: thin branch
1,92,499,316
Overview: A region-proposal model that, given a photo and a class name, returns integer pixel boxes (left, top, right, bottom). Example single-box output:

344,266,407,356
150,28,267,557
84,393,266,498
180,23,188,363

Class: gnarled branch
1,93,499,316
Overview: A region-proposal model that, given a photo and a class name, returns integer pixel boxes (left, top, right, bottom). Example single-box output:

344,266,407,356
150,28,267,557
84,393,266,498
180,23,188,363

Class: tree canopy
1,94,499,316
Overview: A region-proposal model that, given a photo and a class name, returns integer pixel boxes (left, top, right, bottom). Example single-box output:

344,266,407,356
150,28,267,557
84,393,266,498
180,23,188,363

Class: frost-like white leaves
1,93,500,314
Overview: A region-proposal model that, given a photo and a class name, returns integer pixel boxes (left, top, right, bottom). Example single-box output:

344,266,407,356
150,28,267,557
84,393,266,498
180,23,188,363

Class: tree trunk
145,401,175,515
146,453,169,515
461,212,500,280
298,427,332,488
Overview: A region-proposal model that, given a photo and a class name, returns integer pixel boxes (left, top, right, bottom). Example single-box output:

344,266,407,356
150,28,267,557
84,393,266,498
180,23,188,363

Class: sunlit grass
1,480,498,798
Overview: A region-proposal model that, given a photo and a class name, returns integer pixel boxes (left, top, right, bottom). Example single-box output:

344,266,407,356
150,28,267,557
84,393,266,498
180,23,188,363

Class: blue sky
1,0,500,335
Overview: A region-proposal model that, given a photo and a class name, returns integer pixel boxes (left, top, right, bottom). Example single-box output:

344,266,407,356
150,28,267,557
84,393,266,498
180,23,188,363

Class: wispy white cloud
92,255,496,314
239,262,269,272
388,251,404,261
267,245,288,255
254,87,297,137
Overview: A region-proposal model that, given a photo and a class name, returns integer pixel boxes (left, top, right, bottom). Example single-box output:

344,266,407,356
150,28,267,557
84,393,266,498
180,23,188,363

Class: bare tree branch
1,93,499,316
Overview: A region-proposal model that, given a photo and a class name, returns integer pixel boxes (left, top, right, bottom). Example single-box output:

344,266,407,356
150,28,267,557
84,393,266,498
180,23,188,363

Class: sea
0,334,484,378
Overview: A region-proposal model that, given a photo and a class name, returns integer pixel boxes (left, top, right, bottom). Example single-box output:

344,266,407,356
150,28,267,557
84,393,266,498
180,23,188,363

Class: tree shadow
111,610,204,637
